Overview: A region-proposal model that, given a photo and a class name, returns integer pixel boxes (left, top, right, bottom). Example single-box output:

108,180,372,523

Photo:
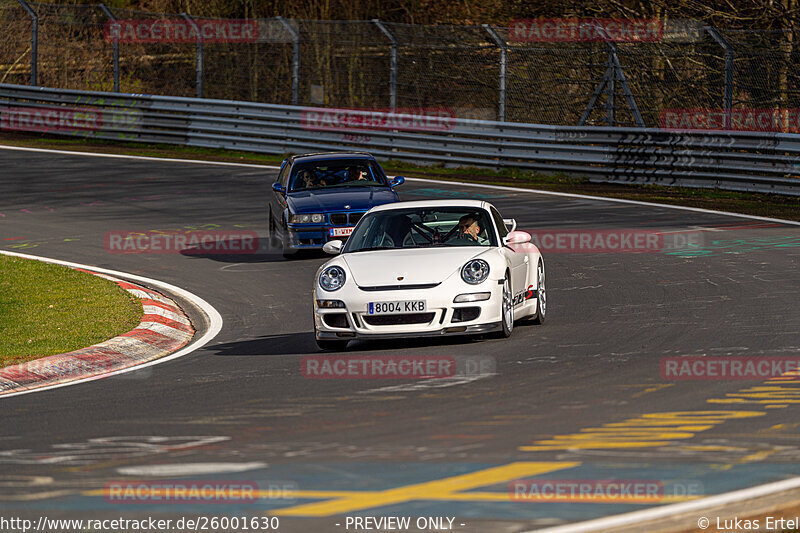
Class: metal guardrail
1,83,800,196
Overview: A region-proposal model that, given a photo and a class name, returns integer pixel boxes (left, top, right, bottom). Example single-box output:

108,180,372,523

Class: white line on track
0,144,281,169
529,476,800,533
0,250,224,400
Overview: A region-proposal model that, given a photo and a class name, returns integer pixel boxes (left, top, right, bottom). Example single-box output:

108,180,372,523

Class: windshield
289,159,388,192
343,207,498,252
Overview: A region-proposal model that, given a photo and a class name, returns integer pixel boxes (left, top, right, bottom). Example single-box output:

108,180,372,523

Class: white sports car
312,199,546,350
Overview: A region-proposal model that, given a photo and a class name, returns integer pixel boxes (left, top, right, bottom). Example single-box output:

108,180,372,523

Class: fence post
182,13,203,98
15,0,37,86
99,3,120,93
706,27,734,129
482,24,507,122
276,17,300,105
373,19,398,112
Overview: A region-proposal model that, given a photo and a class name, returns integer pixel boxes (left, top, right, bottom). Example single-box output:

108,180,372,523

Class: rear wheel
532,260,546,324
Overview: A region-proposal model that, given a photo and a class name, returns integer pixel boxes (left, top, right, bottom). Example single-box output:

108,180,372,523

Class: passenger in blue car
297,170,321,189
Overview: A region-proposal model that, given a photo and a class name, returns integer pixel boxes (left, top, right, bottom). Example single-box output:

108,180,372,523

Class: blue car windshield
289,159,388,192
344,207,498,252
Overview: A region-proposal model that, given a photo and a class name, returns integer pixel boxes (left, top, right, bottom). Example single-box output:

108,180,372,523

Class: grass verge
2,133,800,222
0,255,142,367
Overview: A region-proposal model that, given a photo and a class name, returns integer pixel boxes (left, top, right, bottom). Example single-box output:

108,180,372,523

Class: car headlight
319,266,346,291
291,213,325,223
461,259,489,285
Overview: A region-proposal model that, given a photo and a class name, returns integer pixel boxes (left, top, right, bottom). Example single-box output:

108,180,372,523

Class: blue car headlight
319,266,346,291
461,259,489,285
291,213,325,223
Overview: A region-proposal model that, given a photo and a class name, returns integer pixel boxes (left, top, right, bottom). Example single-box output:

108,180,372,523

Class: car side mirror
323,240,343,255
390,176,405,188
504,230,531,245
503,218,517,233
272,182,286,194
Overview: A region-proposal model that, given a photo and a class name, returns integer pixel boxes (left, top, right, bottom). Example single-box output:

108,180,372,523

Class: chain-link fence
1,1,799,128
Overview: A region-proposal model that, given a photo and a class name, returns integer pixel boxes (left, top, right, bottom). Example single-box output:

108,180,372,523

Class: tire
532,259,546,325
498,275,514,338
269,207,280,248
316,338,349,351
281,225,297,259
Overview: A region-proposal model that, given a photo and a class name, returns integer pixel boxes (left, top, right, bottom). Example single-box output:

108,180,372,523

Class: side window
278,161,291,187
490,207,509,239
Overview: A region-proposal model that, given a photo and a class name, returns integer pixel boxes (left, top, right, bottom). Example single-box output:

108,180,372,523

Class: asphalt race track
2,147,800,532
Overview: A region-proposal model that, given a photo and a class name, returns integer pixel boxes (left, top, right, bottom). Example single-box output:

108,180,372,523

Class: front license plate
368,300,427,315
329,227,354,237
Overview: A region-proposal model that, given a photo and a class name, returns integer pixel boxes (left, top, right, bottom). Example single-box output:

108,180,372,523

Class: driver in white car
455,214,489,245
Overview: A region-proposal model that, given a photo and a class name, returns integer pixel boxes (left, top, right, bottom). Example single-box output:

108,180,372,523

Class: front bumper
314,279,505,340
285,224,342,250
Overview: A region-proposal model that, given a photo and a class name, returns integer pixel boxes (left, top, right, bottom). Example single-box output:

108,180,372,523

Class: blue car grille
329,212,365,225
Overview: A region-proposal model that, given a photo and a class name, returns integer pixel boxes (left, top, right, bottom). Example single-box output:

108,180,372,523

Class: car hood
287,187,397,213
342,247,491,286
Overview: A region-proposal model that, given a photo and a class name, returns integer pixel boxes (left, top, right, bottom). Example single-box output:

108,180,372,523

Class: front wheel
498,276,514,338
532,259,546,324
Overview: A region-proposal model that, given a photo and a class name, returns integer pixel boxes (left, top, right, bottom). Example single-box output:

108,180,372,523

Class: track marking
270,462,579,517
0,250,223,399
0,144,280,169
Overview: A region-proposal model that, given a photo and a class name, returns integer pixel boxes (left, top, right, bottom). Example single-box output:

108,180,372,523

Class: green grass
0,256,142,367
2,132,800,221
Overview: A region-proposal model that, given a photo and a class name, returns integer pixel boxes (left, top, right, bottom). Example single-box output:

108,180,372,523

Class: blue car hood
287,187,397,213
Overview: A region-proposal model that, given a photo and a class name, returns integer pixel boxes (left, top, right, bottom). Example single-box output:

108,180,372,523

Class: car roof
289,152,375,163
369,199,489,213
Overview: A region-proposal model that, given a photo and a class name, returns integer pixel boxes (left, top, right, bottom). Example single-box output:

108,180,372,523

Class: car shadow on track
209,332,479,357
179,238,328,263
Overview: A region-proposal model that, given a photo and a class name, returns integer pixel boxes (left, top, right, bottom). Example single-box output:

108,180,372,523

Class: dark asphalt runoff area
1,146,800,532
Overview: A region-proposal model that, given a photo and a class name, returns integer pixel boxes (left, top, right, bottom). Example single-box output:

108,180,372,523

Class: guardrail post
483,24,507,122
182,13,203,98
605,45,616,126
277,17,300,105
15,0,37,86
373,19,398,112
706,27,734,129
99,3,120,93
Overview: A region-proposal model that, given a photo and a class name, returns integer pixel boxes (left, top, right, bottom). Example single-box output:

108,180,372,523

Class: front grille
362,312,435,326
359,283,440,292
330,213,347,225
329,212,365,226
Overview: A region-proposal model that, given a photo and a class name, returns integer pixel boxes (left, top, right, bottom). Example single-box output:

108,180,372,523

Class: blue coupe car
269,152,404,256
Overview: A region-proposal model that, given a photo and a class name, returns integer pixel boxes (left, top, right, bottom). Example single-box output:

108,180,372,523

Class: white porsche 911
312,200,546,350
